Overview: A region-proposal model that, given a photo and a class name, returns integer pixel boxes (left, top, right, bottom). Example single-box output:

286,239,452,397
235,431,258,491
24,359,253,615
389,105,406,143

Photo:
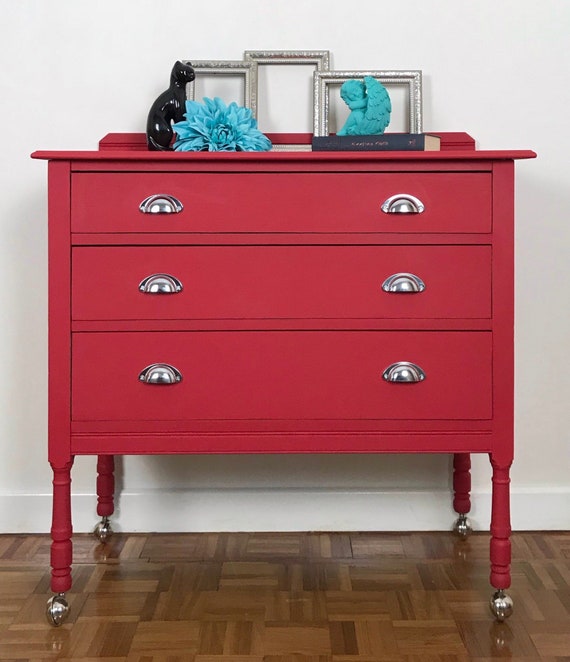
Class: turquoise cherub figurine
337,76,392,136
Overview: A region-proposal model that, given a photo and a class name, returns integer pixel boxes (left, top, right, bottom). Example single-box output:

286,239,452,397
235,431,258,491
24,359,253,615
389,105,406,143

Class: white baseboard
1,488,568,534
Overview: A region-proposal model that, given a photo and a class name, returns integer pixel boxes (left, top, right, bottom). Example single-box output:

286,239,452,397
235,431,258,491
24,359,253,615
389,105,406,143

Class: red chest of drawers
33,134,535,625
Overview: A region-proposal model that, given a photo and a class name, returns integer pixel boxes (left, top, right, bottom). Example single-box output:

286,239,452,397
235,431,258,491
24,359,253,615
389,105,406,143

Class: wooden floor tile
129,620,201,655
262,622,331,656
527,621,570,657
392,620,468,656
457,619,541,658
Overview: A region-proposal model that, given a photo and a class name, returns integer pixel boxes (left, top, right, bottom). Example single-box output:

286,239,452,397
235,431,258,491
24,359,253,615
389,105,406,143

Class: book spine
312,134,428,151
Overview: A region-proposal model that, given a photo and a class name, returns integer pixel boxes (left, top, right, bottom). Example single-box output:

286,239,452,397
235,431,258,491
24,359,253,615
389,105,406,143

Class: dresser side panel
490,160,515,464
47,161,72,465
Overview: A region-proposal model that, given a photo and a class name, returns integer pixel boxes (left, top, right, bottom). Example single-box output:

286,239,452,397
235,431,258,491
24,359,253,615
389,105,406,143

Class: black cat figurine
146,61,195,151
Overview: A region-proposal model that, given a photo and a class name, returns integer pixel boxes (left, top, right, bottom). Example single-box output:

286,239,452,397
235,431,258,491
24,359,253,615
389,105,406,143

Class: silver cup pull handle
139,274,183,294
382,273,426,293
382,362,426,383
381,193,425,214
138,363,182,384
139,194,183,214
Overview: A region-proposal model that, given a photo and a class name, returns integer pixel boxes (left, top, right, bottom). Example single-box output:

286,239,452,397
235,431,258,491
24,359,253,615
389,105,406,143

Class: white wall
1,0,568,533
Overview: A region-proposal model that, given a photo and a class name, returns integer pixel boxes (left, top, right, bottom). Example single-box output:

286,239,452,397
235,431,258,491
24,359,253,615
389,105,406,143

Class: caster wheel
93,516,113,543
453,513,472,538
46,593,70,627
490,590,514,621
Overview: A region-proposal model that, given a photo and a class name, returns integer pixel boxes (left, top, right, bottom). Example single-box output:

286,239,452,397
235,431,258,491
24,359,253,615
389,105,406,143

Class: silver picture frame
269,142,312,152
313,70,423,136
183,60,258,117
243,50,330,69
244,50,331,136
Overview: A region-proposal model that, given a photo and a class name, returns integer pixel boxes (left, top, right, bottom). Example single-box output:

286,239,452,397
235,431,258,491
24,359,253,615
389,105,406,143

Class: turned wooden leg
47,459,74,626
96,455,115,517
489,455,514,621
452,453,472,537
94,455,115,542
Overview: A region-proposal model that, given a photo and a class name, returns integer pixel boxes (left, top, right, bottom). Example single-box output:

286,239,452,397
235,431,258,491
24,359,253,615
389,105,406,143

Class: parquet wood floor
0,531,568,660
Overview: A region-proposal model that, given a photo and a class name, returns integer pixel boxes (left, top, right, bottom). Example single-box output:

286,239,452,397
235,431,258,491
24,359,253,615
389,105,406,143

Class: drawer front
72,331,492,422
71,172,492,234
72,245,491,321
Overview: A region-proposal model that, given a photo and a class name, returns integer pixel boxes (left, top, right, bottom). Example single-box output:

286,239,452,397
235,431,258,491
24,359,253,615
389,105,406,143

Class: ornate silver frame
244,50,330,69
183,60,258,117
244,51,330,133
313,70,423,136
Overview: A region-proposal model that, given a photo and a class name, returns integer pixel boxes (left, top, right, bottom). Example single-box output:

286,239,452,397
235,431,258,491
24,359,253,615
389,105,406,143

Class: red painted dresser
33,133,535,625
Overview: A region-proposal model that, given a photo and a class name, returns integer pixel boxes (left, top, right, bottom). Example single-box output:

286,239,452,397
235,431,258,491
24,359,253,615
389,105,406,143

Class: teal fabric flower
172,97,271,152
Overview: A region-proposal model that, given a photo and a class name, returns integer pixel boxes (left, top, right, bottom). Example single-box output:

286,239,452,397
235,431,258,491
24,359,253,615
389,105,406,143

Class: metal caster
490,589,514,621
453,513,472,538
93,516,113,543
46,593,70,627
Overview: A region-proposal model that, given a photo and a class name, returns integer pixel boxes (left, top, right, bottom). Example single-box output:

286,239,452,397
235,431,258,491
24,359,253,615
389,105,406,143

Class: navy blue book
312,133,441,151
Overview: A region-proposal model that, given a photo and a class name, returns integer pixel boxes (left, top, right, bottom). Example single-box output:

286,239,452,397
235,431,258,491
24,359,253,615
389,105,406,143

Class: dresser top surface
32,132,536,163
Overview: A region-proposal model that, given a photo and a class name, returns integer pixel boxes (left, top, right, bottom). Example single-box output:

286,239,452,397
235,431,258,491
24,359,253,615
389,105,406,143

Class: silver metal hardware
382,361,426,383
46,593,70,627
382,273,426,293
453,513,473,538
93,516,113,543
139,273,183,294
139,194,183,214
381,193,425,214
490,590,514,622
138,363,182,384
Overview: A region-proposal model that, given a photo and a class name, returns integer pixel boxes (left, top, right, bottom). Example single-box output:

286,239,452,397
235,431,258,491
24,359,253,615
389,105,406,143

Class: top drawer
71,172,492,234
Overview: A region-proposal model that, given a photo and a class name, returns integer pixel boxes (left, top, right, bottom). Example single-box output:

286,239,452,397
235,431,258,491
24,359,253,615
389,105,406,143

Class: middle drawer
72,245,491,321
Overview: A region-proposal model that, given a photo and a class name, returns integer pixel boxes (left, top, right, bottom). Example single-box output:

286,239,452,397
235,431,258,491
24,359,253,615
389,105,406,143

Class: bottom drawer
72,331,492,422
